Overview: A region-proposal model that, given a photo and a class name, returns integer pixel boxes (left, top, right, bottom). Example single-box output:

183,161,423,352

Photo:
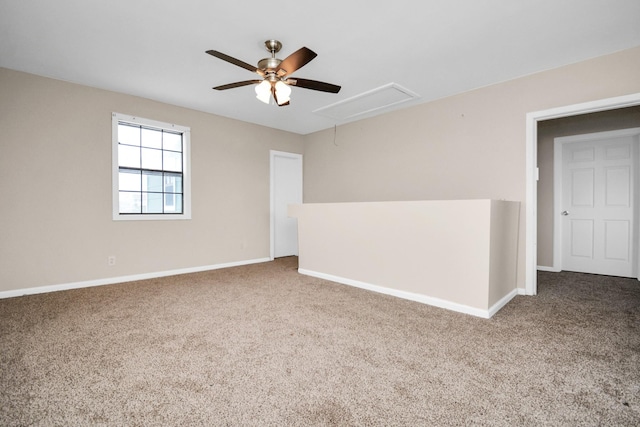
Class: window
112,113,191,220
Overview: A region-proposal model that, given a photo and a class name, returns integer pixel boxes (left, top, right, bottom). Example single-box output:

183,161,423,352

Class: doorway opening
525,93,640,295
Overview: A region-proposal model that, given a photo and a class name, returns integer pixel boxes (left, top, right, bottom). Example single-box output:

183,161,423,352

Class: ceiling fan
206,40,341,106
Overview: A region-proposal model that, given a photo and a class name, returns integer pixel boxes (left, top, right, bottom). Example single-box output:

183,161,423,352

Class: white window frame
112,112,192,221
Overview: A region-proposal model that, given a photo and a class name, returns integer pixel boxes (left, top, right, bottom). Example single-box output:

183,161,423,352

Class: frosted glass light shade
274,81,291,105
255,80,271,104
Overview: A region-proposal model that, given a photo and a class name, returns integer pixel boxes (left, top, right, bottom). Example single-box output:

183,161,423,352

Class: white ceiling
1,1,639,135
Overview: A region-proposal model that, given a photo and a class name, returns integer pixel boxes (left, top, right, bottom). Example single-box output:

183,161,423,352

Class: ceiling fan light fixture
275,81,291,105
255,80,271,104
207,40,341,107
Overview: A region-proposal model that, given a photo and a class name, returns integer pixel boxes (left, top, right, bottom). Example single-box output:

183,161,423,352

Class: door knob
561,210,569,216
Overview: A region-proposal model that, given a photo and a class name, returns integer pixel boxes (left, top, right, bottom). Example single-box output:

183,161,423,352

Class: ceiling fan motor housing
258,57,282,71
259,40,284,72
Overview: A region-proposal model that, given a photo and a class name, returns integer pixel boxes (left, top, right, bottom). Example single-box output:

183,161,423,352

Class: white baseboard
537,265,561,272
488,289,519,317
0,257,271,299
298,269,518,319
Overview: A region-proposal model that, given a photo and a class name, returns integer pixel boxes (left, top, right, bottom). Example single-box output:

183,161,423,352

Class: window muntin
112,113,191,220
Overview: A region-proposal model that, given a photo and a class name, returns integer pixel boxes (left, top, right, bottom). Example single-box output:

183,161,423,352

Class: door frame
552,128,640,275
269,150,303,260
526,92,640,295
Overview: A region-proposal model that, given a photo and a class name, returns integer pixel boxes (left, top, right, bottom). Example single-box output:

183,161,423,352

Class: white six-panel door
557,129,639,278
270,151,303,259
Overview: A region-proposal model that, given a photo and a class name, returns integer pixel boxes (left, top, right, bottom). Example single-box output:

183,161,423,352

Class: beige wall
290,200,520,316
536,106,640,267
303,46,640,290
0,68,303,292
2,45,640,294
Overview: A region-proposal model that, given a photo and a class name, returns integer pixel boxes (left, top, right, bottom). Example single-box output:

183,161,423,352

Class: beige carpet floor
1,257,639,426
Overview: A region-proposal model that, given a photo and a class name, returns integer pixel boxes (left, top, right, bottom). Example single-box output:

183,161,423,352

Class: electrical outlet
108,256,116,266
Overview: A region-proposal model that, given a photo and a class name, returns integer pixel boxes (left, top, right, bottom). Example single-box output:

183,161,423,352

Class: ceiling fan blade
206,50,263,75
276,47,317,76
288,78,341,93
213,80,262,90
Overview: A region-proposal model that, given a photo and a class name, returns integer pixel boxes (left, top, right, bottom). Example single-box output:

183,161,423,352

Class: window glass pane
141,127,162,149
164,192,175,208
164,132,182,152
163,151,182,172
165,194,183,213
142,171,163,192
118,145,140,168
119,169,141,191
164,173,183,193
118,124,140,146
119,192,141,213
141,147,162,170
142,192,163,213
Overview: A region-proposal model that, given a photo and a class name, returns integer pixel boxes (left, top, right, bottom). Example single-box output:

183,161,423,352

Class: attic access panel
313,83,420,121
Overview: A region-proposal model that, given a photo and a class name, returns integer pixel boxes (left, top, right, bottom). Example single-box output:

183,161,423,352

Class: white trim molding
0,258,271,299
537,265,561,273
299,268,518,319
